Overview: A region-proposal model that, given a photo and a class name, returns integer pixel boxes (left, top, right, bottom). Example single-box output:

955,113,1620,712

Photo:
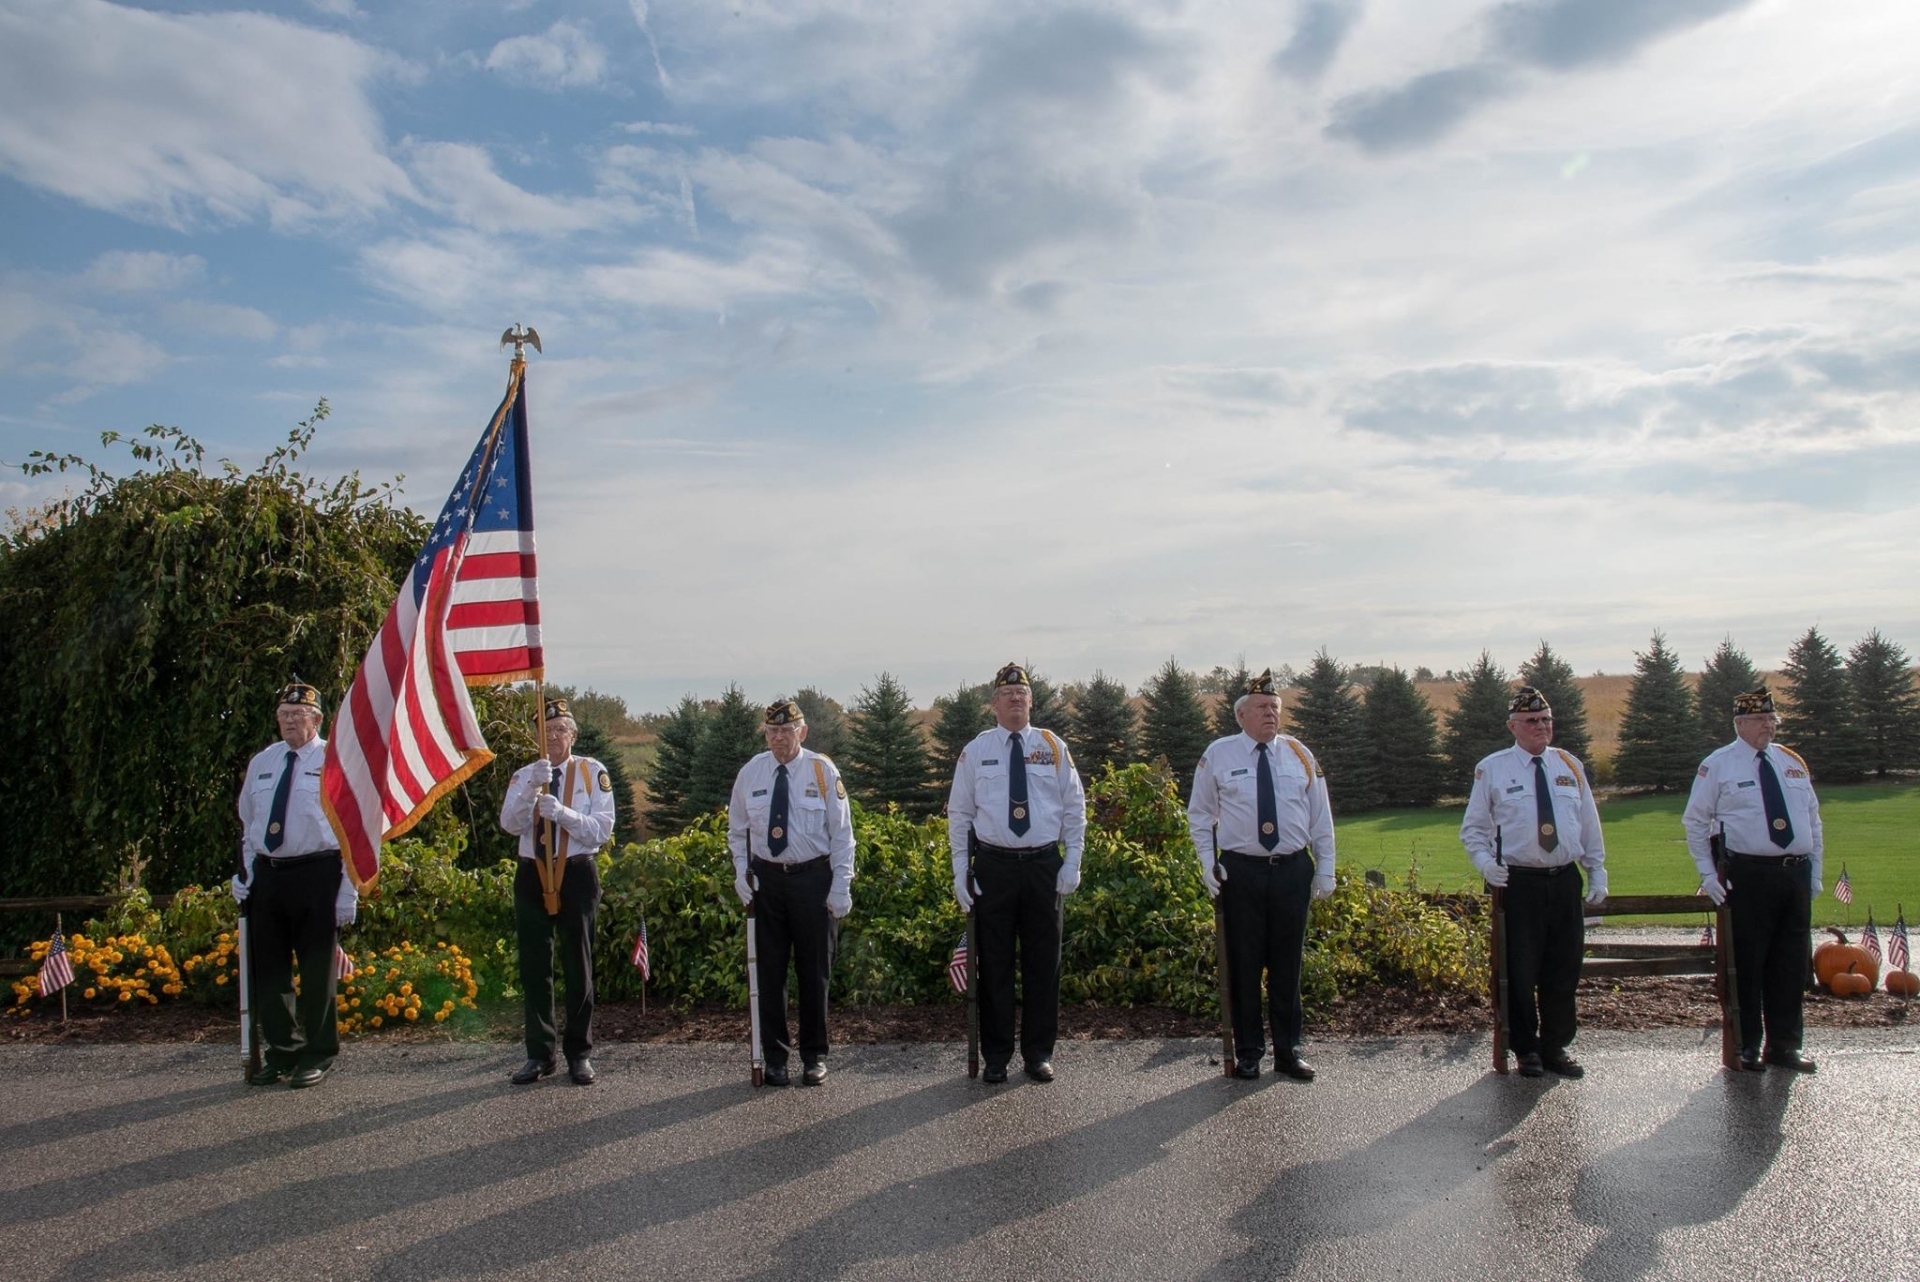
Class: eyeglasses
1514,716,1554,726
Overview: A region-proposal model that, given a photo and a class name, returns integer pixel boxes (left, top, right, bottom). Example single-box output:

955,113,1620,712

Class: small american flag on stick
38,930,74,998
1889,908,1909,972
947,933,969,995
1861,912,1881,964
631,916,651,982
1834,866,1853,905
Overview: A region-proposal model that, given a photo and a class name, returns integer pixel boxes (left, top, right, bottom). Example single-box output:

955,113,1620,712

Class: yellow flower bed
333,940,481,1036
8,933,184,1011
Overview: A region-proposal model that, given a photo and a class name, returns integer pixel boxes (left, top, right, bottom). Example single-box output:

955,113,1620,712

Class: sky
3,0,1917,714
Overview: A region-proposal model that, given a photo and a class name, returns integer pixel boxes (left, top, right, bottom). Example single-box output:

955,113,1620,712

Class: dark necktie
264,748,297,852
769,763,790,856
1008,732,1031,837
1531,755,1559,854
1757,751,1793,848
1256,742,1279,851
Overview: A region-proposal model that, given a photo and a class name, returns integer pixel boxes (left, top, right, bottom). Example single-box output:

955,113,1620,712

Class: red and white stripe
446,528,542,680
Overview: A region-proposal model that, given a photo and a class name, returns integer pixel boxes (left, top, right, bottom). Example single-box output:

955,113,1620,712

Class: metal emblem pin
1262,822,1275,834
1773,818,1787,830
268,823,281,834
1539,823,1554,836
1012,806,1027,819
770,826,784,840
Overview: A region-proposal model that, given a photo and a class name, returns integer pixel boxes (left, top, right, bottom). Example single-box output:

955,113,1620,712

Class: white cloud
81,251,207,293
162,300,278,342
406,141,640,234
0,0,411,229
485,21,607,90
620,121,699,137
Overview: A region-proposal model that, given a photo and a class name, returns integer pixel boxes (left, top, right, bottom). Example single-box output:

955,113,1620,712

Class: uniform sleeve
1680,761,1719,880
1059,741,1087,869
1806,780,1824,890
1187,750,1219,877
1575,770,1606,876
727,766,751,875
825,759,856,895
500,766,536,836
947,744,977,877
564,763,615,851
1303,750,1336,878
1459,764,1497,876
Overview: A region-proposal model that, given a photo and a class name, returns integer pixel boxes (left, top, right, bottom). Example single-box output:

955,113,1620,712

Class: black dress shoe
288,1065,328,1090
1276,1055,1316,1082
510,1058,557,1085
982,1064,1009,1084
763,1063,791,1087
1024,1060,1055,1083
1542,1052,1585,1079
1738,1049,1766,1073
568,1057,596,1086
1764,1047,1817,1073
802,1062,827,1086
1517,1053,1545,1079
1233,1059,1261,1080
248,1065,290,1087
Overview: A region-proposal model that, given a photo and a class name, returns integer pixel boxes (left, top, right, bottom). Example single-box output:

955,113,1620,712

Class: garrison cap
1245,668,1281,697
765,698,804,726
1733,686,1776,716
277,681,322,711
1508,686,1551,715
544,697,571,722
994,662,1031,689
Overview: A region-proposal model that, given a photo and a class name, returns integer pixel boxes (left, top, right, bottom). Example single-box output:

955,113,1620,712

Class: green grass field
1335,781,1919,930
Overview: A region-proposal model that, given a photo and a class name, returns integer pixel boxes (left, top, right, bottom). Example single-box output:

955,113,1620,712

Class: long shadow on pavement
740,1076,1236,1280
54,1080,743,1280
1205,1072,1547,1278
367,1075,998,1280
1570,1071,1792,1281
3,1082,237,1154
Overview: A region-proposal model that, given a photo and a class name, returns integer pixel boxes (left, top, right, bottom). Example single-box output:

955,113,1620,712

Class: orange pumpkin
1813,927,1882,991
1885,970,1919,998
1830,969,1873,997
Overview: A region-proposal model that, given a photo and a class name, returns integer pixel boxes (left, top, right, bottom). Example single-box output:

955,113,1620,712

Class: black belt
1506,863,1578,878
1730,852,1810,867
975,840,1059,860
259,849,339,869
1222,848,1307,864
752,855,826,875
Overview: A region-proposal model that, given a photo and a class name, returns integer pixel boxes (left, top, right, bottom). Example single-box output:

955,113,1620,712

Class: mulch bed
5,979,1910,1046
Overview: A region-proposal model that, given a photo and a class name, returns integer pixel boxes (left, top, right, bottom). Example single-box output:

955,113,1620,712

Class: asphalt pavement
4,1027,1915,1280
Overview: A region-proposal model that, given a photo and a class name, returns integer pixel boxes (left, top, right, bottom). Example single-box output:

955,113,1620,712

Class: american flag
1861,912,1881,964
631,916,651,981
947,932,969,995
1834,866,1852,904
37,931,74,998
336,946,356,981
1890,909,1910,972
323,367,544,888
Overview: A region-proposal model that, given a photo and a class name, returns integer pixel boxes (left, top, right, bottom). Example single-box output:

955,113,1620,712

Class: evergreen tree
1288,650,1380,812
1365,667,1444,807
687,684,762,817
1615,632,1699,791
1211,658,1256,740
1443,652,1514,789
646,695,707,832
1780,627,1868,782
1026,670,1067,734
931,683,992,770
1140,656,1213,799
1695,636,1759,752
1070,670,1138,779
1847,629,1920,778
573,722,641,848
844,672,939,813
792,686,849,763
1518,641,1593,777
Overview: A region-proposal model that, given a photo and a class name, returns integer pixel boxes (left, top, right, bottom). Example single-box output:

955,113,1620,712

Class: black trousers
751,857,837,1069
248,853,342,1073
1221,850,1313,1061
514,857,599,1063
1501,864,1586,1057
1727,854,1811,1054
973,842,1063,1069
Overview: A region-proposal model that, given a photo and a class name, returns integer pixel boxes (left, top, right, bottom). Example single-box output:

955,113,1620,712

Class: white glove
1811,879,1822,898
1056,865,1081,896
734,870,754,907
1481,861,1510,888
953,872,974,913
334,877,358,928
1583,868,1608,907
1699,877,1727,907
535,793,565,821
230,873,250,904
1198,861,1221,900
826,889,852,919
1311,873,1335,901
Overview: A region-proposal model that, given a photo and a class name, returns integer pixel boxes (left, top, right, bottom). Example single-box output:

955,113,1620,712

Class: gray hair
1234,692,1281,716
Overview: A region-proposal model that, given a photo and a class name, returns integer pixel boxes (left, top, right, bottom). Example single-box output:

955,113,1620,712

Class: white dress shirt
1187,733,1336,881
500,755,618,860
947,724,1088,877
1460,743,1606,879
237,735,355,920
1683,740,1823,885
728,748,857,895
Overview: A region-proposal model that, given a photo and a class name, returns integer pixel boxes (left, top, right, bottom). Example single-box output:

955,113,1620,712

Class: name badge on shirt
256,772,274,781
1736,780,1756,789
1506,784,1525,794
982,759,999,767
751,789,768,798
1228,768,1249,777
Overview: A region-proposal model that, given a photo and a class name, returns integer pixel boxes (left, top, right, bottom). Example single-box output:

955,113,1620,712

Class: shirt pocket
794,793,829,836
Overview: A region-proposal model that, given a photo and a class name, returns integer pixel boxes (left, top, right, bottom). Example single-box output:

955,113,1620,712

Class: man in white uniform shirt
1188,669,1336,1081
500,697,617,1086
231,681,357,1088
948,663,1087,1084
728,699,856,1087
1683,685,1823,1073
1461,686,1607,1079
